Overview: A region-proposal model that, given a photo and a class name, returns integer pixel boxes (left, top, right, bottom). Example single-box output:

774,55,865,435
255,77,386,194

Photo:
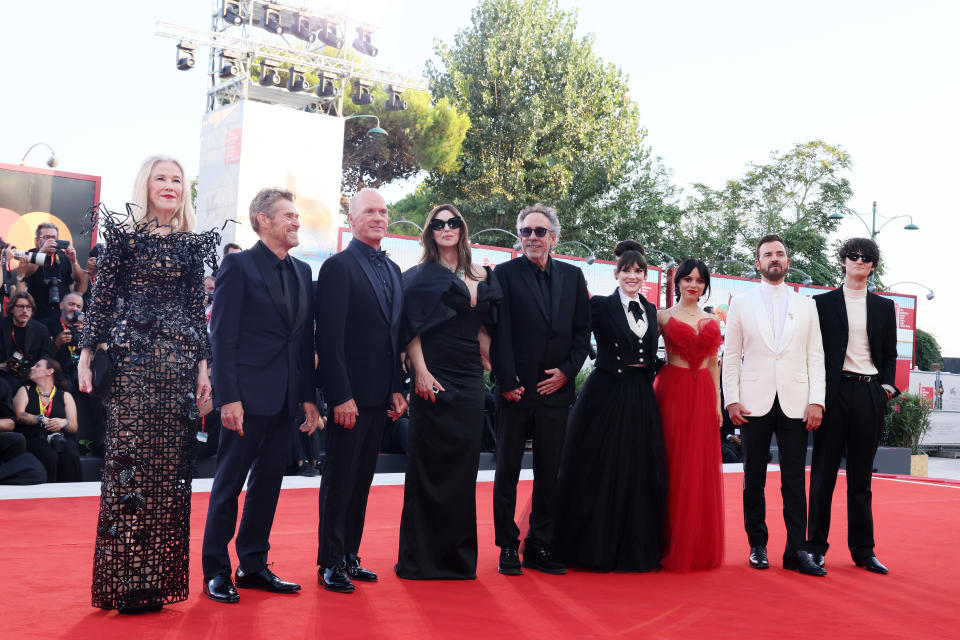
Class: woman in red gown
654,258,724,571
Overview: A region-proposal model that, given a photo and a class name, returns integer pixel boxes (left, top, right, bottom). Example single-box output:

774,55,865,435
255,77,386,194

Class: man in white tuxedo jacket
722,234,826,577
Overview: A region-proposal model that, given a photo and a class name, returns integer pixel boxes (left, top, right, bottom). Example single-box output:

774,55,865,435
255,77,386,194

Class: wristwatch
37,415,46,428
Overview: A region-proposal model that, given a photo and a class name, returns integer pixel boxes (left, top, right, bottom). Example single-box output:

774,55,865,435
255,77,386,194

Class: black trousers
316,405,387,568
201,411,294,579
25,434,82,483
808,378,886,560
493,402,568,549
741,395,809,553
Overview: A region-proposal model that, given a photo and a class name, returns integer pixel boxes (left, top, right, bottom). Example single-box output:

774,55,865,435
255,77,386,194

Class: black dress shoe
343,556,378,582
783,551,827,576
204,573,240,603
749,546,769,569
810,553,825,569
318,565,355,593
522,544,567,575
855,556,888,574
498,547,522,576
235,566,301,593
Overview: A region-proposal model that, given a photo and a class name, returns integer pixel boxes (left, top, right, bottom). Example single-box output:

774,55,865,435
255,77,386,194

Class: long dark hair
34,355,71,393
420,204,481,280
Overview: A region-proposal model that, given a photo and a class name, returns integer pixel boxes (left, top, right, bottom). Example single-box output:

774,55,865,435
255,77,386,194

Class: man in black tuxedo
315,188,407,593
0,291,54,391
491,203,591,576
807,238,898,575
201,188,319,603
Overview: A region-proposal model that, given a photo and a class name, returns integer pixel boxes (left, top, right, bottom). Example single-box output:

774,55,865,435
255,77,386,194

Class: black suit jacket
814,287,899,410
210,241,315,416
316,238,403,409
591,290,658,382
492,256,591,408
0,317,54,366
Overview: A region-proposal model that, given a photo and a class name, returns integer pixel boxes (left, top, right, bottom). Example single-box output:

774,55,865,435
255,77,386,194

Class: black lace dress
81,208,218,610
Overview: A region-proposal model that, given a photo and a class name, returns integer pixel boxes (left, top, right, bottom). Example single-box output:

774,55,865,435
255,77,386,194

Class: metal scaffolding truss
155,14,428,115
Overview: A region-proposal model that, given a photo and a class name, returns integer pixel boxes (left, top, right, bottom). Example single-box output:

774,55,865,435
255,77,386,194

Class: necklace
38,389,52,398
440,259,466,279
677,305,700,317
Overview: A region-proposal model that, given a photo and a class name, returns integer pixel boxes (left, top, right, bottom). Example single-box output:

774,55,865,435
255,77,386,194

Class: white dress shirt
618,288,648,338
759,280,788,348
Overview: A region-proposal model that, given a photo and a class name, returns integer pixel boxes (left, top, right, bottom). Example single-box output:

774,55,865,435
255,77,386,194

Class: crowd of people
1,153,901,615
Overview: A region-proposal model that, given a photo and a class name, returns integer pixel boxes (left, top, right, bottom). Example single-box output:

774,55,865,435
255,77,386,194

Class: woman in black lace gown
78,155,218,613
395,205,501,580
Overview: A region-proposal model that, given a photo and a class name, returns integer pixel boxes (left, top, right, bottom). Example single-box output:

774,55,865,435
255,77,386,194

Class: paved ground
927,456,960,480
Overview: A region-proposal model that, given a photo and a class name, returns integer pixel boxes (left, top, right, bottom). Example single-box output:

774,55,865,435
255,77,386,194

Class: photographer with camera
13,355,81,482
16,223,84,323
0,292,55,392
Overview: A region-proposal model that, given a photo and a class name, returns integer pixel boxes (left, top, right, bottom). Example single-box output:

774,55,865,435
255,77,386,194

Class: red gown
653,318,725,571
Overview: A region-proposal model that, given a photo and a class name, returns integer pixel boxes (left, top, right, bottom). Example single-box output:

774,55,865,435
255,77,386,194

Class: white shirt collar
759,280,787,296
618,288,641,307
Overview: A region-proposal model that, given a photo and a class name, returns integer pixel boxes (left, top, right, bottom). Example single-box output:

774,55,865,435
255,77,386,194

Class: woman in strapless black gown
395,205,501,579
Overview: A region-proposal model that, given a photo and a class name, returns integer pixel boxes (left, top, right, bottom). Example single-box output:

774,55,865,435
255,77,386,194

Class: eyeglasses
847,252,875,263
428,217,463,232
519,226,550,238
13,304,32,310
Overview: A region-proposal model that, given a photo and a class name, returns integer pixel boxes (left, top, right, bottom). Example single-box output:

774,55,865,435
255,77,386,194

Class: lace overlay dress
81,209,219,610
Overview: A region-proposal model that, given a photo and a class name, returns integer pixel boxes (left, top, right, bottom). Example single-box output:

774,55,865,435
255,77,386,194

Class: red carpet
2,473,959,639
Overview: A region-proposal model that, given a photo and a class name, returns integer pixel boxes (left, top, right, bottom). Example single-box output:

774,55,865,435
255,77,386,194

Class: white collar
618,288,642,307
759,280,787,295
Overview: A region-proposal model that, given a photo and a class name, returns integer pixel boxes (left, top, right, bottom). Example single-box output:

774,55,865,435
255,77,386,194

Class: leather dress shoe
748,546,769,569
783,551,827,576
343,556,378,582
318,565,355,593
522,544,567,575
498,547,522,576
810,553,826,569
235,566,301,593
855,556,889,574
204,573,240,603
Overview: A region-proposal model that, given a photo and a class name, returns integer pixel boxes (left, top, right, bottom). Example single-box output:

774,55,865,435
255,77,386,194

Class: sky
2,0,957,355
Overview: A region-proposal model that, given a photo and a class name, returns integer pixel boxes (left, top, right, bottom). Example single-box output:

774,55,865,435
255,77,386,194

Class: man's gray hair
516,203,561,241
249,188,295,232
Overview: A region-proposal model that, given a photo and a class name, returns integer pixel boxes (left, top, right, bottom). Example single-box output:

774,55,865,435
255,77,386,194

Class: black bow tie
628,300,644,323
369,249,388,262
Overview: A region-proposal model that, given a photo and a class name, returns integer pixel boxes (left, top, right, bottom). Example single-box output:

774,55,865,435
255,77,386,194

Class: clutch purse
90,348,116,399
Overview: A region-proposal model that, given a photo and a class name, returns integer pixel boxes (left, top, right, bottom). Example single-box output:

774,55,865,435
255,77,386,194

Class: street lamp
20,142,58,168
387,220,423,234
556,241,595,265
884,281,935,300
828,201,919,240
645,248,677,269
471,228,522,251
343,114,387,136
787,267,814,286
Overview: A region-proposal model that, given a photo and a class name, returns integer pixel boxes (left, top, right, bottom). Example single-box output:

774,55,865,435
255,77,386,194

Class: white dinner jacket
721,285,826,420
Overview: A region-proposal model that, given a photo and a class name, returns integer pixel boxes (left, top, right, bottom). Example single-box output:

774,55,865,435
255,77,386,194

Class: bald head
348,188,389,249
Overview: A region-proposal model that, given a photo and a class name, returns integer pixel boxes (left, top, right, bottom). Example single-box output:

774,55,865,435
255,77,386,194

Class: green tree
388,183,439,232
684,140,850,283
915,329,942,371
425,0,644,237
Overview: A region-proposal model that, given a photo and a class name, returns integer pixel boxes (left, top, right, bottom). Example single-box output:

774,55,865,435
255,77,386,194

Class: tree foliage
425,0,643,235
916,328,942,371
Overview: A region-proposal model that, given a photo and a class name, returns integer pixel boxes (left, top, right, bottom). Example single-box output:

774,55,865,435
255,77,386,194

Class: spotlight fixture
304,103,319,113
286,66,308,92
258,60,281,86
318,17,344,49
384,85,407,111
254,2,283,35
175,42,196,70
352,26,378,57
350,80,373,105
222,1,243,25
293,11,317,43
219,52,240,78
317,72,339,99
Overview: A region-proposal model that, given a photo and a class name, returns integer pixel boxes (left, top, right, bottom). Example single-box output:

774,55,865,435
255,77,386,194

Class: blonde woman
77,155,218,613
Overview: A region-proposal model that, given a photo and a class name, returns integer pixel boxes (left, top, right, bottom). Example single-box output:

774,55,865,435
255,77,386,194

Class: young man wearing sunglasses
806,238,899,575
491,203,591,576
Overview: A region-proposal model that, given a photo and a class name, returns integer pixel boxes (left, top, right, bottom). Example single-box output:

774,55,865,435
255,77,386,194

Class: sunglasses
519,226,550,238
847,252,876,263
429,216,463,232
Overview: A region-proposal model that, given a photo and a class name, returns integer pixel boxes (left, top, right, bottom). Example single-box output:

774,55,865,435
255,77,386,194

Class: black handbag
90,348,116,399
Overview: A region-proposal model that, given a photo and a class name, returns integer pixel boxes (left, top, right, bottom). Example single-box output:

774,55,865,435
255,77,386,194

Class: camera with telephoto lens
5,352,35,379
11,249,55,267
65,310,85,348
45,426,66,453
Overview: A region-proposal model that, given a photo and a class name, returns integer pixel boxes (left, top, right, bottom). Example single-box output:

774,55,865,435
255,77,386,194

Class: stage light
318,18,344,49
384,85,406,111
287,66,308,92
352,26,378,57
293,11,317,43
317,72,339,99
219,52,240,78
258,60,281,86
223,1,243,25
254,2,283,35
350,80,373,105
176,42,196,70
304,103,319,113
